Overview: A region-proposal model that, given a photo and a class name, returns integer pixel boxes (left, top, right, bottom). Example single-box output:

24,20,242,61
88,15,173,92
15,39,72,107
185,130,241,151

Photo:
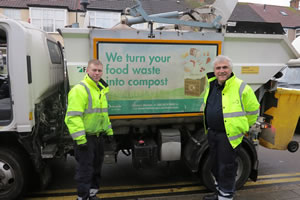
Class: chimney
290,0,299,9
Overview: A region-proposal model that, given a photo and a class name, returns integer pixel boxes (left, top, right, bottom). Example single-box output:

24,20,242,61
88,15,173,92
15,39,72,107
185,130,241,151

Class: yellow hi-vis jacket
203,72,260,149
65,74,113,145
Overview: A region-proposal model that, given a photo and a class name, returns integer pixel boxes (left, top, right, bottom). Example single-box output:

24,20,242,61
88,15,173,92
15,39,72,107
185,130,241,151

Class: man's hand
104,135,114,143
77,143,88,151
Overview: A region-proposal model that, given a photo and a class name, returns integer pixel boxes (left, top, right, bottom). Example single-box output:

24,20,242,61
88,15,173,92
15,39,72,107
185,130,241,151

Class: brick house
0,0,192,42
1,0,300,43
229,0,300,42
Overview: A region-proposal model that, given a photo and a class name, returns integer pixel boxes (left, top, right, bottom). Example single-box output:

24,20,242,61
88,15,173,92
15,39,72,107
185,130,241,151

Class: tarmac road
24,172,300,200
24,133,300,200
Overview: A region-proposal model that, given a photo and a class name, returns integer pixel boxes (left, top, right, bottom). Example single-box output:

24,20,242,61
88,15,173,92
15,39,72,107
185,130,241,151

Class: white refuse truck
0,0,299,199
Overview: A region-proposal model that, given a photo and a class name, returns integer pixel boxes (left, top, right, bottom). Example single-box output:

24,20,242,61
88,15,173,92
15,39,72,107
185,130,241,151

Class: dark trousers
74,135,104,199
207,129,239,198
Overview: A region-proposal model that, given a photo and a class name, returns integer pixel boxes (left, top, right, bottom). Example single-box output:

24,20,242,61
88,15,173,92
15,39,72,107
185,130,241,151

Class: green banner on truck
96,39,219,115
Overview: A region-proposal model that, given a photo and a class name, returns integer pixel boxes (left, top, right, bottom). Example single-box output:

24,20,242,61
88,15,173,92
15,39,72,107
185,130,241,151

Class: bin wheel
287,141,299,153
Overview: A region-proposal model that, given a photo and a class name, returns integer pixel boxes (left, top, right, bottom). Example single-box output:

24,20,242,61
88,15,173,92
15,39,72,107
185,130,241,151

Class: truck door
0,28,11,125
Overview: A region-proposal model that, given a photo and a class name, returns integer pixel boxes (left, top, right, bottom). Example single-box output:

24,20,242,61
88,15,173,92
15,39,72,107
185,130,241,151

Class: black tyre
200,147,251,191
287,141,299,153
0,147,28,200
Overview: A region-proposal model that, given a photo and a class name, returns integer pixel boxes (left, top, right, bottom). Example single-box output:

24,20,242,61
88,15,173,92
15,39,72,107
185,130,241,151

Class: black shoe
203,193,218,200
89,196,101,200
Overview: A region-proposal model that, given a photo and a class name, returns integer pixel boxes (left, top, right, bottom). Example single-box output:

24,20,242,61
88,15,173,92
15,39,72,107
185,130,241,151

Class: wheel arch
183,130,210,173
0,131,41,173
0,132,28,153
183,131,258,182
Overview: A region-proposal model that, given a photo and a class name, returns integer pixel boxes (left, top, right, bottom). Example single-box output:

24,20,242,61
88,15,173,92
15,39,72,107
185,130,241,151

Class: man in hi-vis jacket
203,55,259,200
65,59,113,200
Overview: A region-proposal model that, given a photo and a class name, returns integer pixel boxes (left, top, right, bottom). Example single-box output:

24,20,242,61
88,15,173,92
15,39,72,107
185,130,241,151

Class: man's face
87,63,103,82
214,60,232,85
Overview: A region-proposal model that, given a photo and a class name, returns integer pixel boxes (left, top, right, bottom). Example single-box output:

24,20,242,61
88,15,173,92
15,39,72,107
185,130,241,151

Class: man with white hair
202,55,259,200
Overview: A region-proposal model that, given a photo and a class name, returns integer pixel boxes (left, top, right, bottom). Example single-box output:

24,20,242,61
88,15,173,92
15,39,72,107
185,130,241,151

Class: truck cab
0,17,66,199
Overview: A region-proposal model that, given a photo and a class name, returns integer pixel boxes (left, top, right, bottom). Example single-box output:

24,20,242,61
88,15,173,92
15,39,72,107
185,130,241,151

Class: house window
87,11,120,28
296,28,300,38
29,7,67,32
3,9,21,20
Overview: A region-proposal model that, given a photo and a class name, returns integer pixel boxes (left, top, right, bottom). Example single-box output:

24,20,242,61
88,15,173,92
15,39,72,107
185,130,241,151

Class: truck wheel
200,147,251,191
0,147,28,200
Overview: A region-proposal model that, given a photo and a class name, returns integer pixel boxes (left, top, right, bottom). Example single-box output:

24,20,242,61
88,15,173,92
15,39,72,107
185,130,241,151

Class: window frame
283,28,289,36
3,8,21,20
280,11,288,16
87,10,121,28
29,7,67,33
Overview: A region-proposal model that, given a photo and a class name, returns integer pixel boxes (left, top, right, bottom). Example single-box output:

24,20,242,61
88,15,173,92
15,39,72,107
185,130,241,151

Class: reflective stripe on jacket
65,74,113,145
204,72,260,148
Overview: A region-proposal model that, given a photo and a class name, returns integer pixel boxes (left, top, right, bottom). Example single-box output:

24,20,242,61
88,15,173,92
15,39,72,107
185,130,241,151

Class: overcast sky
237,0,290,6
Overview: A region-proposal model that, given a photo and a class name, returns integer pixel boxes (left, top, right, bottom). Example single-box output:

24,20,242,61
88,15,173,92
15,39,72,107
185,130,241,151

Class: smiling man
202,55,260,200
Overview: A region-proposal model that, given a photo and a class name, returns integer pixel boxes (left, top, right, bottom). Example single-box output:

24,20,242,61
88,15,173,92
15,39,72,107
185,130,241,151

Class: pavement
139,183,300,200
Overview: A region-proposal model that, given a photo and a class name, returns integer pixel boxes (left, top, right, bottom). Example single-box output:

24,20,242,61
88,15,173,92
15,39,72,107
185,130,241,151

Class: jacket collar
84,74,109,88
224,73,235,87
84,74,98,88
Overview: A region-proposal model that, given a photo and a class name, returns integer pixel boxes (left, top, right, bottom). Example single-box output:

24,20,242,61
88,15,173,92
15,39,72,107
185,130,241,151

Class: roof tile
1,0,300,29
0,0,80,10
249,3,300,27
0,0,190,13
229,3,264,22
